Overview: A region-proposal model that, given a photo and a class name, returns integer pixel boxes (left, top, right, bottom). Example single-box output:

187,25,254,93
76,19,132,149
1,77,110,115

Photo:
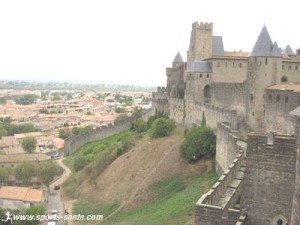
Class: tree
0,128,8,138
147,110,168,129
21,137,37,153
180,127,216,163
0,167,12,183
132,118,147,133
21,204,45,225
37,161,58,189
59,128,72,139
15,162,36,186
115,113,129,122
150,118,175,138
74,156,87,172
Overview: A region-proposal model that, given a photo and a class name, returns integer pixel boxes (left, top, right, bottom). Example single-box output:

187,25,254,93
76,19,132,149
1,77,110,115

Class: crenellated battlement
192,21,213,30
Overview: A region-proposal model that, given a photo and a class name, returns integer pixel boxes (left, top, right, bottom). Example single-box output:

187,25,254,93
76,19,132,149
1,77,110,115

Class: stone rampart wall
62,109,153,155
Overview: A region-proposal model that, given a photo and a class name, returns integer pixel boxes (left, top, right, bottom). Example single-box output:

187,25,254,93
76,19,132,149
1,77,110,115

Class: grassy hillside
62,127,218,225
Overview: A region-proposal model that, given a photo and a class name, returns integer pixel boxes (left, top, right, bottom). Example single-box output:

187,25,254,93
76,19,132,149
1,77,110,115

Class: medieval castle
152,22,300,225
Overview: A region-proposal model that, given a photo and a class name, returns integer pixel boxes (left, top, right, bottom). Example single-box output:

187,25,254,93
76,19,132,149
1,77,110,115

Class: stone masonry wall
264,89,300,135
62,109,153,155
241,134,296,225
216,122,245,175
184,100,237,129
211,82,246,124
195,151,246,225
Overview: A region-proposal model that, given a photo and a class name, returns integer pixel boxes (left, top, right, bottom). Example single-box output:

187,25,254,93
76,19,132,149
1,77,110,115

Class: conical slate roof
173,51,183,63
271,42,282,57
212,36,224,56
283,45,295,56
249,26,281,57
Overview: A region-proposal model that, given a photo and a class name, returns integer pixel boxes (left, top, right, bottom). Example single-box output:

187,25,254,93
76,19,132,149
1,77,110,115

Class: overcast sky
0,0,299,86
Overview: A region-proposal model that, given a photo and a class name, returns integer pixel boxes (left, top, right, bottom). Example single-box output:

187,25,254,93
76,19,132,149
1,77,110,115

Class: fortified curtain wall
211,82,246,124
169,98,238,129
241,134,296,225
215,122,245,175
195,150,246,225
62,109,153,155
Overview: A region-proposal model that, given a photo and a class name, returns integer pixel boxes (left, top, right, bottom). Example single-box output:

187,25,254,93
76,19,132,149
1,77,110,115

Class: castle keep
153,22,300,225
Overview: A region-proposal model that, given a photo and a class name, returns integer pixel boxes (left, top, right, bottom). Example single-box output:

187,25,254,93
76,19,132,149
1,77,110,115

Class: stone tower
246,26,282,131
166,52,185,99
187,22,213,68
290,106,300,225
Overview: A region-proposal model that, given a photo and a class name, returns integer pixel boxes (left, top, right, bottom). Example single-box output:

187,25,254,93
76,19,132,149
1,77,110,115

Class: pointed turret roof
212,36,224,56
249,26,281,57
283,45,295,56
173,51,183,63
271,42,282,57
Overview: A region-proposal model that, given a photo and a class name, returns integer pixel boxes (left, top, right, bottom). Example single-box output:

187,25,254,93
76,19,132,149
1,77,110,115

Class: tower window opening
285,96,288,103
250,94,254,102
269,95,272,101
200,74,202,78
207,74,209,78
265,58,268,64
276,95,280,102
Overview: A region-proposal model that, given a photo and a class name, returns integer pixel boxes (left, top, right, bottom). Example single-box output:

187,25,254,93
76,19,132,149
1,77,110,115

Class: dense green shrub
132,118,147,133
150,118,175,138
146,111,168,129
74,156,87,171
180,127,216,163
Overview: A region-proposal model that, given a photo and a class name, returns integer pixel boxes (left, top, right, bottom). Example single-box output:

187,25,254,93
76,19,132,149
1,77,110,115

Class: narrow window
233,62,235,67
207,74,209,78
276,95,280,102
200,74,202,78
269,95,272,101
296,66,298,70
265,58,268,64
252,112,255,116
250,94,254,102
289,65,291,70
239,63,242,68
285,96,288,103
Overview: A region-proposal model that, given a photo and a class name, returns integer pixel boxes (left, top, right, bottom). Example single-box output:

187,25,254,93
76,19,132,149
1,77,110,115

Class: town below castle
153,22,300,225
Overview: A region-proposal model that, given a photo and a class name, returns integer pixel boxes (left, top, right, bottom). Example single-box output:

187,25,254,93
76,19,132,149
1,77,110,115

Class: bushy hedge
150,118,175,138
180,127,216,163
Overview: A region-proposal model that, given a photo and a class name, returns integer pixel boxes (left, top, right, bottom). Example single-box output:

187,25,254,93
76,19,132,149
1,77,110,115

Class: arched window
204,85,211,103
277,219,283,225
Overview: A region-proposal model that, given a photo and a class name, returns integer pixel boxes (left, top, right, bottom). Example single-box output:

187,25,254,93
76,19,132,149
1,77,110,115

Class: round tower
246,26,282,131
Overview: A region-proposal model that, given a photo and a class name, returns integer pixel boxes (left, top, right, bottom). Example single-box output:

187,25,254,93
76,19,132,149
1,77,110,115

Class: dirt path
97,142,178,224
49,158,76,225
